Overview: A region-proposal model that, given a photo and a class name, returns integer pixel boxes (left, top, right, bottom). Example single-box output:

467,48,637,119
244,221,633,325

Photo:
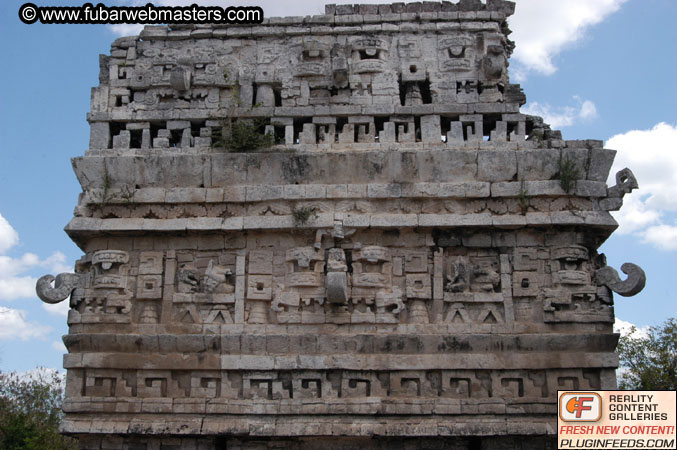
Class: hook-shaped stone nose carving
36,273,82,304
595,263,646,297
601,168,639,211
332,56,348,88
326,248,349,304
170,66,192,91
608,168,639,198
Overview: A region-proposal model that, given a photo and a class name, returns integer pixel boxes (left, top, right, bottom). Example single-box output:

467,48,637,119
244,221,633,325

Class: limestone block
513,248,539,271
153,137,169,148
180,128,192,148
326,272,349,303
285,125,295,145
89,122,110,148
136,274,163,299
338,123,355,144
512,272,539,297
447,121,464,143
222,186,246,202
305,185,326,199
588,148,617,181
368,184,401,198
284,184,305,200
166,188,206,203
379,122,397,143
167,120,191,130
525,181,565,196
246,185,284,202
490,121,508,142
561,148,589,178
370,214,418,227
249,250,273,274
255,84,275,107
575,180,607,197
357,123,376,143
397,122,415,143
247,275,272,300
421,115,442,143
299,123,317,144
404,251,428,273
599,197,623,211
112,130,131,149
317,124,336,144
406,273,432,299
478,151,517,182
326,184,348,198
516,149,560,181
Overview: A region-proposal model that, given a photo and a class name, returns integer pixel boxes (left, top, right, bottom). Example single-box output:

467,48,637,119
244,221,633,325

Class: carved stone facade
37,2,645,449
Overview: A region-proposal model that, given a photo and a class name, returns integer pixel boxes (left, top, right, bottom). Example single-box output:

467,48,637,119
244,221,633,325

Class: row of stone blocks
99,114,531,150
325,1,515,15
76,434,555,450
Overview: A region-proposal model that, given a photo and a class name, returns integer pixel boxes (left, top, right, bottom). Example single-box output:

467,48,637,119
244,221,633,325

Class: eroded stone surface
38,2,645,449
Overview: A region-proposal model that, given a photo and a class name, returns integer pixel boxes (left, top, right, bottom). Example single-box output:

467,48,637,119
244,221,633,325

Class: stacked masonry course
37,1,646,449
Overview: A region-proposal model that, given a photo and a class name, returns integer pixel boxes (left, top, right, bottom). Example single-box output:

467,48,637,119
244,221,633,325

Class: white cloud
578,99,598,120
521,96,598,129
0,213,19,254
51,340,68,353
0,307,51,341
510,0,628,78
0,251,71,302
109,23,144,37
42,300,71,317
609,194,661,235
641,224,677,251
0,213,73,330
606,122,677,249
0,213,67,347
614,317,649,339
0,213,71,303
0,275,37,301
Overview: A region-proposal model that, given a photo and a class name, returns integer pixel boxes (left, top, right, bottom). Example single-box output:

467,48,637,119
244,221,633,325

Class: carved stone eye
448,46,465,58
359,49,380,60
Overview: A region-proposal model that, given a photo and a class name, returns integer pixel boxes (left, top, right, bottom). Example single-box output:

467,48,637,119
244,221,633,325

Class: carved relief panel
173,251,237,325
541,245,613,323
441,249,506,326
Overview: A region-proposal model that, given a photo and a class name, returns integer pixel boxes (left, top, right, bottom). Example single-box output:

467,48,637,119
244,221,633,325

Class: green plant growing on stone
211,119,274,152
292,205,318,227
558,155,580,193
119,184,135,205
210,92,274,153
517,178,530,215
91,166,115,206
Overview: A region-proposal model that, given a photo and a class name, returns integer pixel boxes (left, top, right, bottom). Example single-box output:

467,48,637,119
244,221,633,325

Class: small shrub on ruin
558,155,581,193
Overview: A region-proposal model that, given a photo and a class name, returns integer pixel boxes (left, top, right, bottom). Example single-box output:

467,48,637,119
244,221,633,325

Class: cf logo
559,392,602,422
567,396,594,418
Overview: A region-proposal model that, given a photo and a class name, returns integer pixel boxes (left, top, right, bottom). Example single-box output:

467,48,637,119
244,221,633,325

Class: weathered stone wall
37,2,645,449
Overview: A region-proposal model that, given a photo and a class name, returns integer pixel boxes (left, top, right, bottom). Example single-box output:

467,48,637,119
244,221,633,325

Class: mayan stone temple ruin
36,1,647,449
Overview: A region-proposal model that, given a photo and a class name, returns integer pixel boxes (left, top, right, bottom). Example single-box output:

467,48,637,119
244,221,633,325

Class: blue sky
0,0,675,372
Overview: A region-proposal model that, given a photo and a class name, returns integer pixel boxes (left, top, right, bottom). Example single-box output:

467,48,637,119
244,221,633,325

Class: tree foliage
0,369,78,450
617,317,677,390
